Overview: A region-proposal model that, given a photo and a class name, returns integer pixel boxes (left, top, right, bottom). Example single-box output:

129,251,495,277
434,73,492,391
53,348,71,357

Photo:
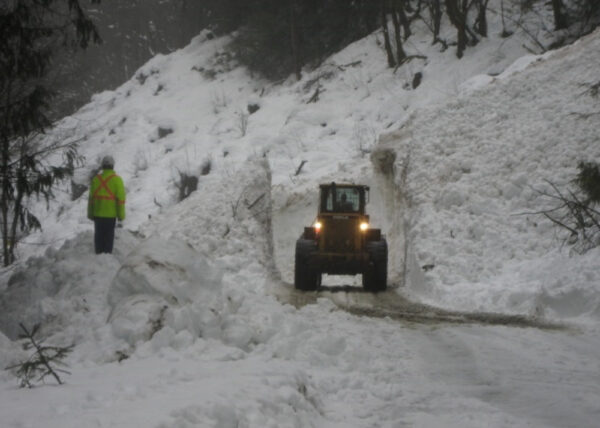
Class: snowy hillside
382,30,600,319
1,8,600,428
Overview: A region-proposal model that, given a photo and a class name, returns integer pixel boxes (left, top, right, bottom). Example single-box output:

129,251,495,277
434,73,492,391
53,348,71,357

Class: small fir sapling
5,323,74,388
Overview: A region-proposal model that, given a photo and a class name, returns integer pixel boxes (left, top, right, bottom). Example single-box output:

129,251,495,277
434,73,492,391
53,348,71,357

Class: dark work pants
94,217,116,254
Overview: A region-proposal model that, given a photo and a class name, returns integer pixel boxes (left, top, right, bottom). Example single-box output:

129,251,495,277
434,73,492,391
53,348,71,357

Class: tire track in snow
271,283,565,330
415,326,600,427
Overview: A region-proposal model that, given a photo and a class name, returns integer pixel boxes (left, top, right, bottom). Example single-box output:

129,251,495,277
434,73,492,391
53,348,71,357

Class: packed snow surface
1,11,600,428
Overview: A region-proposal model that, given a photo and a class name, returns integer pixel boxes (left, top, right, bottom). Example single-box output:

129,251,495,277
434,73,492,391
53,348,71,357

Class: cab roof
319,182,369,190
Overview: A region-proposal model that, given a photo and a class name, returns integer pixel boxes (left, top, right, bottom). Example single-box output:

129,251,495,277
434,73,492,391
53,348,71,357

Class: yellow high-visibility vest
88,169,126,220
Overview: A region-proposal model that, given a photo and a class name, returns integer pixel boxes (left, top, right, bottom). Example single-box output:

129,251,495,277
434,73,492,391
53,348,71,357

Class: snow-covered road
3,284,599,428
404,323,600,427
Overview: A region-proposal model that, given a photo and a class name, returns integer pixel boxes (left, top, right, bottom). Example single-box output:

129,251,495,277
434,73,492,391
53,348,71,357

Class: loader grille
321,216,361,252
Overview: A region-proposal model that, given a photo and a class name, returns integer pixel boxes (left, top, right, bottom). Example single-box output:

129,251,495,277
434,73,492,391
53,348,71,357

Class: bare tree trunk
499,0,511,37
1,88,11,266
381,0,396,67
396,0,412,39
180,0,190,47
551,0,568,30
1,149,12,266
289,0,302,80
430,0,443,44
8,142,27,264
1,163,9,266
8,187,23,265
390,1,407,63
474,0,489,37
445,0,468,58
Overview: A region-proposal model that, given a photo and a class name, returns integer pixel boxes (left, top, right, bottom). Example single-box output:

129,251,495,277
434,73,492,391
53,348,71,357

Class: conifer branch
5,323,74,388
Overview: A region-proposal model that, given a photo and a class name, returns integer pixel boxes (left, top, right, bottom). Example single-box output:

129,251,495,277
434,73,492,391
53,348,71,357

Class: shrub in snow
412,71,423,89
200,158,212,176
136,69,159,85
157,126,173,139
175,170,199,201
5,323,73,388
534,161,600,253
247,103,260,114
154,83,165,96
192,65,217,80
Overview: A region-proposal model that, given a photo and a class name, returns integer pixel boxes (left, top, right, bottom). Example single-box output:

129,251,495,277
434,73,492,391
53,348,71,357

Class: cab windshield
321,187,361,213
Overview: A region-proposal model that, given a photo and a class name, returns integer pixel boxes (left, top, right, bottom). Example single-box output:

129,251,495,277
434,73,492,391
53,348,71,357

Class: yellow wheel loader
294,183,387,292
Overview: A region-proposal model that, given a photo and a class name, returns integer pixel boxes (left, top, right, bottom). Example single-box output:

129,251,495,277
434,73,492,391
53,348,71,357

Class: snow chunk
497,54,542,79
437,185,467,209
459,74,495,94
108,236,223,347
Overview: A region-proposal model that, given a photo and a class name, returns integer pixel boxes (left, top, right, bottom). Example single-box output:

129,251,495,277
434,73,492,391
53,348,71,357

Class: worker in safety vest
88,155,126,254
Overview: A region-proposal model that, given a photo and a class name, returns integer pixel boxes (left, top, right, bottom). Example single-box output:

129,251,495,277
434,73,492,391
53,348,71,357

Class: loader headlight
360,222,369,231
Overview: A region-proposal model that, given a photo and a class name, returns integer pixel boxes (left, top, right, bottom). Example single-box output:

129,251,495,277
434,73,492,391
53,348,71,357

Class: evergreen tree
0,0,100,266
227,0,379,80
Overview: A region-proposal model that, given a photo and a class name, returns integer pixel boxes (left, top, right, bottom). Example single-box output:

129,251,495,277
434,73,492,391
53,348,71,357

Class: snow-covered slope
381,30,600,320
1,11,600,428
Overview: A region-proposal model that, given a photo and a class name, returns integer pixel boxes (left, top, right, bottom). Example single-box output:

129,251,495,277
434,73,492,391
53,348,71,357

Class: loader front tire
363,239,387,292
294,239,319,291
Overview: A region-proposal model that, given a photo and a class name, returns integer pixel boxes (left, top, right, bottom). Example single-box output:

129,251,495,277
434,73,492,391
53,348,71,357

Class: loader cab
319,183,369,215
311,182,374,256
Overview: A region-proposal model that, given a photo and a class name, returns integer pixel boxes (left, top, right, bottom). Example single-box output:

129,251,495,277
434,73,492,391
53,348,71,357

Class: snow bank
0,151,279,363
106,155,282,356
0,231,139,342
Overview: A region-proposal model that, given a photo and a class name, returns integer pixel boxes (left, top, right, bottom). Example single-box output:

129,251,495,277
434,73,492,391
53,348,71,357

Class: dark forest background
48,0,600,120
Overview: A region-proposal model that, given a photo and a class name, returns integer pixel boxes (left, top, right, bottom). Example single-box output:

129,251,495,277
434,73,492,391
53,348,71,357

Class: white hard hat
101,155,114,168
